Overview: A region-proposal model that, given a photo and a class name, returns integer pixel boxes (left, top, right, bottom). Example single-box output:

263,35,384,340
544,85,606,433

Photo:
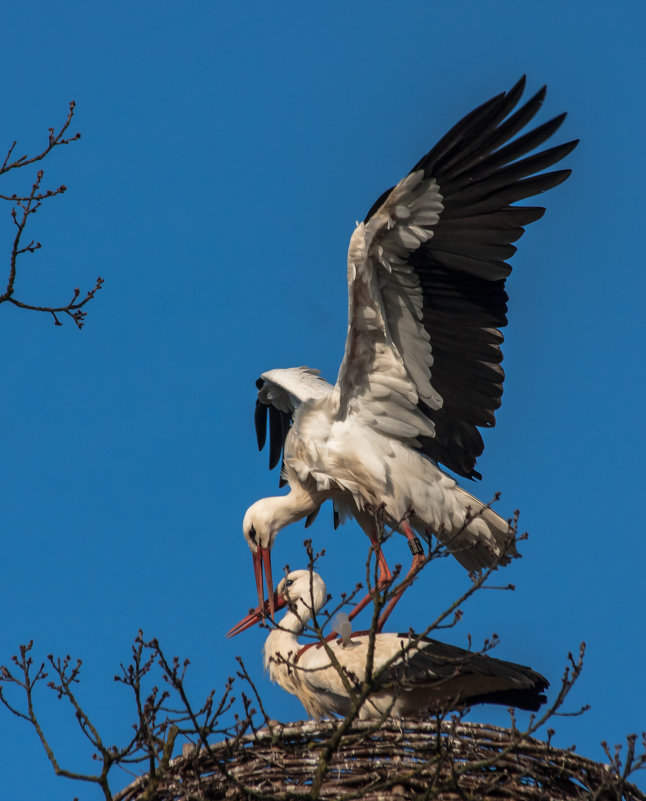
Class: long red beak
253,546,275,619
226,590,287,638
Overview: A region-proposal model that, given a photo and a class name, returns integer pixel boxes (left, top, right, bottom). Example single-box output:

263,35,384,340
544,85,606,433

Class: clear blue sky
1,2,644,798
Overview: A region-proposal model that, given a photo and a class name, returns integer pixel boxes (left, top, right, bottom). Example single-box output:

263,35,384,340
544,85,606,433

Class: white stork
244,77,577,623
228,570,549,719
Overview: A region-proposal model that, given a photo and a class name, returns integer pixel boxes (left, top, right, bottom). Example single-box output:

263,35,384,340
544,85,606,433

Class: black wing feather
254,377,293,485
385,637,549,712
366,79,577,478
268,405,286,470
254,400,267,451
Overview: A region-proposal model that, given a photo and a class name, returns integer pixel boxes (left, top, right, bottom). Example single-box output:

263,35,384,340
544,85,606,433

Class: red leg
377,521,426,630
324,526,393,641
367,526,393,587
347,525,393,619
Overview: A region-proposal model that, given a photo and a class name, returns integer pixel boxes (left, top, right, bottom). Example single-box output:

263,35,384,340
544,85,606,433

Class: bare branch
0,101,102,327
2,509,645,801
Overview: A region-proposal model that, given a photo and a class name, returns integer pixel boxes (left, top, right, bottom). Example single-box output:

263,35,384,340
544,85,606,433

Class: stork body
244,77,578,616
249,373,510,566
229,571,548,719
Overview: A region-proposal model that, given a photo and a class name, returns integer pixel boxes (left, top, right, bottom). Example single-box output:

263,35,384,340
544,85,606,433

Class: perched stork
245,77,577,623
228,570,549,719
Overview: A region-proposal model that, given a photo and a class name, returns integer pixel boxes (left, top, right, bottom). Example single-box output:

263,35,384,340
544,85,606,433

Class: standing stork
228,570,549,719
244,77,577,624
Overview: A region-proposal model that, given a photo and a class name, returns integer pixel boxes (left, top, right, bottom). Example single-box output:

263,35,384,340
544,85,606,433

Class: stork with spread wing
244,77,577,625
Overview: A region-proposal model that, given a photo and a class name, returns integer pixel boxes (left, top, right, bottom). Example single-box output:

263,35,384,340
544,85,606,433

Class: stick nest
116,719,644,801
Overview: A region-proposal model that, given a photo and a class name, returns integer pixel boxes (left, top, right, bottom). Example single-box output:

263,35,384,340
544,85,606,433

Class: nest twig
115,719,645,801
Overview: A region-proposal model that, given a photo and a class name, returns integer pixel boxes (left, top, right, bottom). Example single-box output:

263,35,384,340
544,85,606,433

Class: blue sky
1,2,645,798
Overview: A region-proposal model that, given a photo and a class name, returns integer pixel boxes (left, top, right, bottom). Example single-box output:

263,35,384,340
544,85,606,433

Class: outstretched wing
335,77,578,478
255,367,332,486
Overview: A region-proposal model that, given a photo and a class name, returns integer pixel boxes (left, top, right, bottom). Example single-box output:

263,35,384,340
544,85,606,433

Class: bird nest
115,719,645,801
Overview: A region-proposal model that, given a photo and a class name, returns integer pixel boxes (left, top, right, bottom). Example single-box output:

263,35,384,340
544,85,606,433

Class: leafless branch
0,101,103,328
0,633,239,800
2,505,645,800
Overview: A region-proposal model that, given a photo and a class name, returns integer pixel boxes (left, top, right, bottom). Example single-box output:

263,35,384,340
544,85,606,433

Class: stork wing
335,77,578,478
383,636,549,711
300,633,548,712
255,367,332,486
387,636,548,689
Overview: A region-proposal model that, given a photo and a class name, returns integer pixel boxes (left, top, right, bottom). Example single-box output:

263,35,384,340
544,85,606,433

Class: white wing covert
255,367,332,485
335,76,577,478
335,171,445,445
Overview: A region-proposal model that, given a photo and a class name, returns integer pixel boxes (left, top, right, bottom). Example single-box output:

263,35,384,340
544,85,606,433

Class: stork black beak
252,546,275,620
226,591,287,638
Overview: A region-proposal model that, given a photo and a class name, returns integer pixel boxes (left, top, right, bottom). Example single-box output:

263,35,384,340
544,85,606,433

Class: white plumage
228,570,549,720
243,78,577,621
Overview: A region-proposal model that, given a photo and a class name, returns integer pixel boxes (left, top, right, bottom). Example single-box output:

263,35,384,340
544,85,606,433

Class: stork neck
267,485,324,530
277,604,312,634
263,617,302,672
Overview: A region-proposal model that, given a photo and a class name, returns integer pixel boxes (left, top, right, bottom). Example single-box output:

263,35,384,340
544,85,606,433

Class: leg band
408,537,424,556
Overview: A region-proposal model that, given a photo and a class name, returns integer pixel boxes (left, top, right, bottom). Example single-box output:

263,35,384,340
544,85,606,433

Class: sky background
0,2,644,798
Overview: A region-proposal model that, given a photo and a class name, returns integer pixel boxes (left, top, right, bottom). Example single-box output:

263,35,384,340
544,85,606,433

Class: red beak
226,590,287,638
252,546,276,619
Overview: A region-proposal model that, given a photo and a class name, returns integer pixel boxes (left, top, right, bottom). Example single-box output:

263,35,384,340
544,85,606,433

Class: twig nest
116,720,644,801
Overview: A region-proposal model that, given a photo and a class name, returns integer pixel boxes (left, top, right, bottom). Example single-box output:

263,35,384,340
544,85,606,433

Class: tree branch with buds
0,101,103,328
1,509,645,800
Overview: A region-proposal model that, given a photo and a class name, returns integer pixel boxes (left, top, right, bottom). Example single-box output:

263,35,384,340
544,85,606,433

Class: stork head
242,498,283,620
227,569,327,637
242,499,279,552
276,569,327,622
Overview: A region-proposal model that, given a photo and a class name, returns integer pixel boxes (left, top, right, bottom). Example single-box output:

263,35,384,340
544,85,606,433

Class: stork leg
377,521,426,630
325,527,393,641
347,528,393,620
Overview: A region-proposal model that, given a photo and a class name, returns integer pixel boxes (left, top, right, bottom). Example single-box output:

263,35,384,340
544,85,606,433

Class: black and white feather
245,77,577,573
261,571,548,719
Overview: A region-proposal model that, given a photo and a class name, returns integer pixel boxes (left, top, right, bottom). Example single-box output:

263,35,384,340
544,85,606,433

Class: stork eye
248,525,257,545
285,579,294,587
